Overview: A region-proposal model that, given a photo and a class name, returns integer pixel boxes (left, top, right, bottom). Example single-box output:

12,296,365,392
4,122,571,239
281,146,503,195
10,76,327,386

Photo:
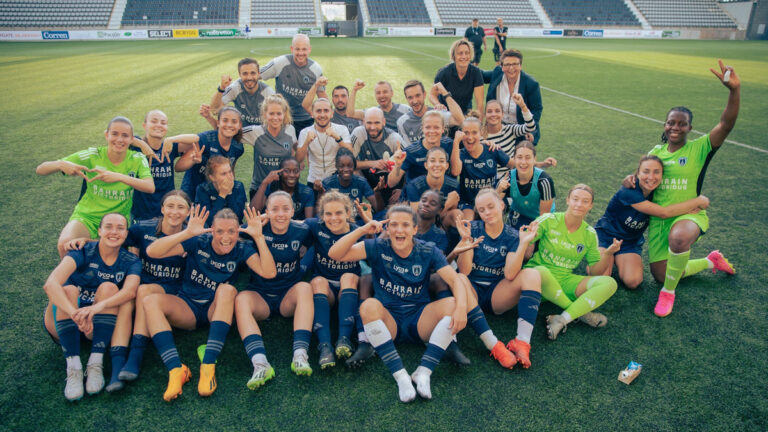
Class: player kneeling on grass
525,184,620,340
329,205,468,402
594,156,711,290
454,188,542,368
623,61,739,317
116,191,191,388
36,116,155,259
43,213,141,401
304,192,361,368
235,191,315,389
144,206,275,401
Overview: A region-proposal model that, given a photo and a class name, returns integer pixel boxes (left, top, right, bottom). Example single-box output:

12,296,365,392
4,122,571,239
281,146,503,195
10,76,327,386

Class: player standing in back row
260,34,326,133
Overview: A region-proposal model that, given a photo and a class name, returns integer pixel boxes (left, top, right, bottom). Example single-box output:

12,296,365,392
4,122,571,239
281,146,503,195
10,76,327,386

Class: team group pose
37,32,739,402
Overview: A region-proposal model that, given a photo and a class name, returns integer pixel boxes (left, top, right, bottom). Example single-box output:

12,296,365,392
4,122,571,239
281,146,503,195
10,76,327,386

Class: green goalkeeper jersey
62,146,151,219
648,134,714,206
525,212,601,276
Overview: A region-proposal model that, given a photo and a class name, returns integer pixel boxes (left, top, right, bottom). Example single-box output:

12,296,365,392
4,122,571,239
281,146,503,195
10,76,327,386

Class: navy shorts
178,291,211,329
387,303,427,344
470,281,496,314
596,228,643,256
249,288,290,318
160,282,182,295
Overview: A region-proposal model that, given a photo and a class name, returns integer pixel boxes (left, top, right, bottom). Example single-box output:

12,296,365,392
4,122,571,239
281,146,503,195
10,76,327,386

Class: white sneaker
394,370,416,403
85,361,104,395
411,369,432,400
64,366,84,401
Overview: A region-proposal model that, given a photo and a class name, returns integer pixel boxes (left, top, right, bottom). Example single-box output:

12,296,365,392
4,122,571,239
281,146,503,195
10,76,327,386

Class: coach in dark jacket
482,49,543,144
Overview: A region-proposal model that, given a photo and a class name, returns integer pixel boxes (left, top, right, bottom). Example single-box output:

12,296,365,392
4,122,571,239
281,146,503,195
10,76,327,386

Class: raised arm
587,238,622,276
210,74,233,115
147,205,210,258
451,130,463,177
328,220,384,261
708,60,740,149
241,207,277,278
347,80,366,120
301,76,325,114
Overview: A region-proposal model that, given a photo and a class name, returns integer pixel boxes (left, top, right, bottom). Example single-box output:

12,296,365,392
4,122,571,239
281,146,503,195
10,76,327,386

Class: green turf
1,37,767,431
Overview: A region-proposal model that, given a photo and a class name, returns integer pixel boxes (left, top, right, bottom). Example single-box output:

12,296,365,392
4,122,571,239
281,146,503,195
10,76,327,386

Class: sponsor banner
149,29,172,38
199,28,242,38
603,29,663,39
297,27,322,36
365,27,389,36
41,30,69,40
69,30,148,40
434,27,456,36
388,27,433,36
662,30,681,39
582,29,604,38
541,29,564,37
484,27,496,36
172,29,199,38
245,27,315,37
564,29,583,37
0,31,42,41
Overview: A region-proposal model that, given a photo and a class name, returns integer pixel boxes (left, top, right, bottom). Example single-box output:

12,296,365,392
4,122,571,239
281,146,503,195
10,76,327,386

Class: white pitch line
357,39,765,154
542,86,767,154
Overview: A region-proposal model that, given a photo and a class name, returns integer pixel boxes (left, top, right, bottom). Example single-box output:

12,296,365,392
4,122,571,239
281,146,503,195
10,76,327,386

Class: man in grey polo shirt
396,80,464,146
211,58,275,127
260,33,326,133
347,80,410,129
350,107,405,205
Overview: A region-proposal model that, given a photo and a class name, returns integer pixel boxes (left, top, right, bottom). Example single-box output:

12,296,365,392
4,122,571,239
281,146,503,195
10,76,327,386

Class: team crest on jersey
678,156,688,167
412,264,422,277
351,189,359,197
115,272,125,283
291,240,300,251
576,244,584,254
486,159,494,168
500,246,508,256
303,76,312,84
226,261,237,272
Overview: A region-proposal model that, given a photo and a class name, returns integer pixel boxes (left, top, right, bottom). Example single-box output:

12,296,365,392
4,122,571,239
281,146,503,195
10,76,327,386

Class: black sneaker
318,343,336,369
345,341,375,368
443,341,471,366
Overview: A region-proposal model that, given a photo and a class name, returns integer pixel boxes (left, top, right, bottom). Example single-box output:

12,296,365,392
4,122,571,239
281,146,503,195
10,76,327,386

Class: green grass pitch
1,37,767,431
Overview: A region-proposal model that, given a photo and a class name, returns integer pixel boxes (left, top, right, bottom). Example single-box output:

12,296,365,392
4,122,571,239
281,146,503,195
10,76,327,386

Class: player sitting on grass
234,191,315,389
304,192,361,368
624,61,739,317
525,184,620,340
117,191,191,387
594,156,711,290
454,188,543,368
42,213,141,401
143,206,275,401
329,205,468,402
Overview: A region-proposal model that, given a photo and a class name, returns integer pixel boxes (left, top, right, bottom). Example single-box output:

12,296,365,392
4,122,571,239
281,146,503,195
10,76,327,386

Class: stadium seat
539,0,640,27
0,0,113,28
632,0,737,28
121,0,238,27
434,0,541,26
367,0,431,25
